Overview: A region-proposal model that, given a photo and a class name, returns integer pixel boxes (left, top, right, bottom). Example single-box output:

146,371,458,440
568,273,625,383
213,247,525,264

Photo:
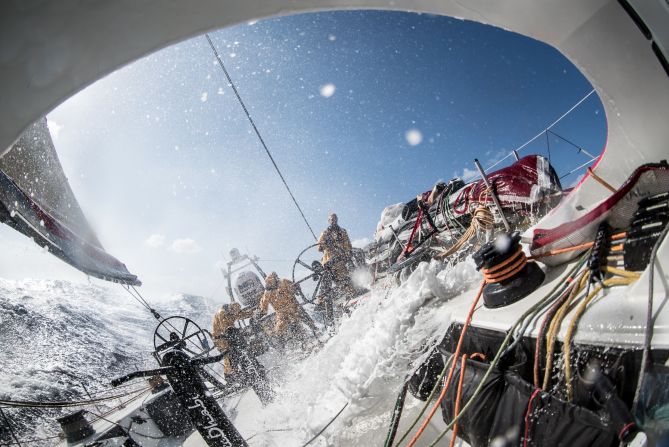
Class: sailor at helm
317,213,356,326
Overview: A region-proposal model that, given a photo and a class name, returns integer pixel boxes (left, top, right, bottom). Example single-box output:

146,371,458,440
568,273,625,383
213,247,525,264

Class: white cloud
170,238,202,254
328,34,337,42
144,234,165,248
405,129,423,146
352,237,371,248
459,167,480,182
319,83,336,98
200,92,208,102
47,120,63,139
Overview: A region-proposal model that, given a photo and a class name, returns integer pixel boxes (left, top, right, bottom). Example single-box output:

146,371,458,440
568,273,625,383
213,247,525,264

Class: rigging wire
547,129,596,159
485,88,597,172
0,407,21,447
558,156,599,180
120,285,231,391
205,33,318,241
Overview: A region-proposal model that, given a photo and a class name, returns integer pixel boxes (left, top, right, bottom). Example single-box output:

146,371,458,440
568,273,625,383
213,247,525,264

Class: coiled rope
480,245,527,283
435,206,494,259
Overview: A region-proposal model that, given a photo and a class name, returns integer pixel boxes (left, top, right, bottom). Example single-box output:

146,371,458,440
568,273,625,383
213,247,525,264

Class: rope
205,33,317,241
505,254,589,378
481,246,527,283
449,354,468,447
633,224,669,413
0,435,59,447
401,208,425,258
529,232,626,260
122,285,161,320
123,285,230,388
587,167,617,193
88,409,167,441
533,280,577,387
522,388,542,447
439,188,467,234
405,282,485,447
562,277,637,400
393,355,454,447
543,269,589,389
425,254,590,447
383,381,409,447
0,386,150,409
299,402,349,447
435,206,493,259
603,266,641,279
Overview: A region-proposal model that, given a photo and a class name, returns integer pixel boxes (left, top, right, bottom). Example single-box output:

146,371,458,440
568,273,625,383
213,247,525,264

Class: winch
473,232,545,308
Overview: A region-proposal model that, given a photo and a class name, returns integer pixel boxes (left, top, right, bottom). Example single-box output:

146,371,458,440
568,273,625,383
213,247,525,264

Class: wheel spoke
155,332,168,343
183,346,199,356
297,260,314,272
294,273,317,285
311,277,323,302
184,331,202,341
182,320,190,338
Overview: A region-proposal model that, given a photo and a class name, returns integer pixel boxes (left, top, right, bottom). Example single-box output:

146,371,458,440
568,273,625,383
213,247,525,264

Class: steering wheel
153,316,213,359
291,243,333,304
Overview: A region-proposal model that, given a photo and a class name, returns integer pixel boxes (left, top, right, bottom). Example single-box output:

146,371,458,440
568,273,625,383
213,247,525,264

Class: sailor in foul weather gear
317,213,356,326
258,272,315,347
212,302,254,375
212,303,274,404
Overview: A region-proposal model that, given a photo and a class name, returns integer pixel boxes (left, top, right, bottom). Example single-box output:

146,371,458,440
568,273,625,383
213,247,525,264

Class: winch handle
110,366,173,387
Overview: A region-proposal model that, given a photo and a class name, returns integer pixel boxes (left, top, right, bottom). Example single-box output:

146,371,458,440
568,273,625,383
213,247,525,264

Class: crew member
317,213,356,326
259,272,314,346
212,302,254,376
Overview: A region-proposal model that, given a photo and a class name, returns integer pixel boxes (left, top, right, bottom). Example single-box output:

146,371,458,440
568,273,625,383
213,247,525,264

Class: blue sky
0,10,606,300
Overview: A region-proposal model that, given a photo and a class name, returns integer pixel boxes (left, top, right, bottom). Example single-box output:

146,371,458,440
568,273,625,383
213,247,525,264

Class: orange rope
449,354,468,447
587,167,617,193
406,282,485,447
529,232,626,260
481,246,528,283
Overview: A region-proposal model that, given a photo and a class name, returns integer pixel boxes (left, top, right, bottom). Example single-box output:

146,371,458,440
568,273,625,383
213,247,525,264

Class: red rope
401,192,432,258
533,281,575,387
402,207,423,257
523,388,542,447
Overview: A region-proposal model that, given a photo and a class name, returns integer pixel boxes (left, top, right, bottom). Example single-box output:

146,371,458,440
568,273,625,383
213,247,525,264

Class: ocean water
0,258,478,445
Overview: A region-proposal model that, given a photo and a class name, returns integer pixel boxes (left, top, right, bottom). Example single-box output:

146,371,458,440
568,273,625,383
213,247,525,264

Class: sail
0,118,140,285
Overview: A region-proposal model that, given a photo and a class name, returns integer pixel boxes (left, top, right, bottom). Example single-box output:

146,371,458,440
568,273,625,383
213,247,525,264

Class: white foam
235,257,478,445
